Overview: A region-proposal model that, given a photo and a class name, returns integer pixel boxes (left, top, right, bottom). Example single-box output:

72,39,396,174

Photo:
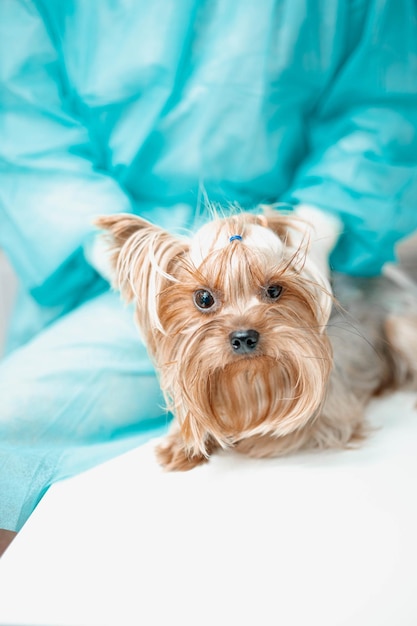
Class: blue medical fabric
0,0,417,530
1,0,417,307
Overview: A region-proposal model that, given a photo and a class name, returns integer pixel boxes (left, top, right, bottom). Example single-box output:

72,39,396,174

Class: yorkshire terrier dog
96,209,417,470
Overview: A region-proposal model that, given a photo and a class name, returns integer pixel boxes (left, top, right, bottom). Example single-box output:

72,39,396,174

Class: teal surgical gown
1,0,417,531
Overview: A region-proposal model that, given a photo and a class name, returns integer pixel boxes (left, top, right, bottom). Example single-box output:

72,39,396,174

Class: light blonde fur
96,211,417,470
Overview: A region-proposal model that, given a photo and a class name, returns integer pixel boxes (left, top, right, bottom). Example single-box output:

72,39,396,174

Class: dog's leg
234,388,366,459
156,428,218,471
234,428,318,458
234,402,366,459
385,313,417,389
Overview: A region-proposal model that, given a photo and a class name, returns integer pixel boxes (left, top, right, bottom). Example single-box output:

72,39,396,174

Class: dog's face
97,211,333,458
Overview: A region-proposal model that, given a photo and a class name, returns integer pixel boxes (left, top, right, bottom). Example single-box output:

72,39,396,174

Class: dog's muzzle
229,329,260,354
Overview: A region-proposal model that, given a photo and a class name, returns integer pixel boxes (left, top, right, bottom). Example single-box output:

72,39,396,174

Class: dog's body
97,210,417,470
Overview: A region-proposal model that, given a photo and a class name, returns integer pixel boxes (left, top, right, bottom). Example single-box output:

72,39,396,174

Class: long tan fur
97,211,417,470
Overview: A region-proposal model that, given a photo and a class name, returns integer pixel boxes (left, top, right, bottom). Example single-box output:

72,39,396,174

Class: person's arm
0,0,133,308
285,0,417,276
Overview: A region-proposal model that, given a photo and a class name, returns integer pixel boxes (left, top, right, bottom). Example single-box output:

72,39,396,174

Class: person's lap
0,289,170,532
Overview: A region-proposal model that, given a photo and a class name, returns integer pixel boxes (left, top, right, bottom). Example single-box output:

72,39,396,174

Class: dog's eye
264,284,283,300
193,289,216,311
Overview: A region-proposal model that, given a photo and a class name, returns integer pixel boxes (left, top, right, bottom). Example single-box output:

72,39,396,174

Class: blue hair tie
229,235,242,243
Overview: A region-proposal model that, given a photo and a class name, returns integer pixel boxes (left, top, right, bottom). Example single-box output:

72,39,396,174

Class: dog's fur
97,210,417,470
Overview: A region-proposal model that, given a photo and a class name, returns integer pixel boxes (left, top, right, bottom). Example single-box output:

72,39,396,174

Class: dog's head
96,210,333,457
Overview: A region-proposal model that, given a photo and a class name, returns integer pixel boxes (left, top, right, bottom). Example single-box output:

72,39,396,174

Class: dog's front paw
155,434,208,471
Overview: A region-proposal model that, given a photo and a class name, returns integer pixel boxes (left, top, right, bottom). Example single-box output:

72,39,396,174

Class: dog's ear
259,208,334,329
95,214,150,251
95,214,155,297
257,209,295,246
95,214,189,312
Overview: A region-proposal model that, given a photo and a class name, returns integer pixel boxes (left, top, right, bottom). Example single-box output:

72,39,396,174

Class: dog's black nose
229,329,260,354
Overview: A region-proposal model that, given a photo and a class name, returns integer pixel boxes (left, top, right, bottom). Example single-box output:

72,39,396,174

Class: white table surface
0,391,416,626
